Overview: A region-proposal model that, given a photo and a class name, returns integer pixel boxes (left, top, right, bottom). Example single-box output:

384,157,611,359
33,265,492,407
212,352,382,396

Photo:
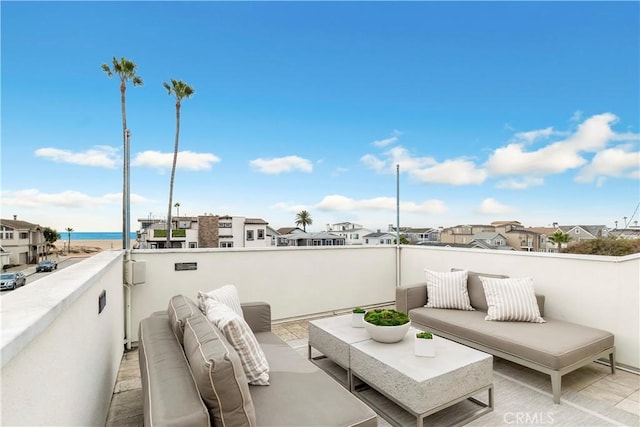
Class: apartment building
0,216,46,265
325,222,374,245
137,215,271,249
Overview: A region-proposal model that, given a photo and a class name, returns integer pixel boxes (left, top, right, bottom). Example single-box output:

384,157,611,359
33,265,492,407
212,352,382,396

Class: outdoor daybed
396,269,616,404
139,294,377,427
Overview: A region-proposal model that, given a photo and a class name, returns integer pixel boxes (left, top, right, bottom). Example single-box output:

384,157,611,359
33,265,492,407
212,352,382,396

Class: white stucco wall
1,251,124,426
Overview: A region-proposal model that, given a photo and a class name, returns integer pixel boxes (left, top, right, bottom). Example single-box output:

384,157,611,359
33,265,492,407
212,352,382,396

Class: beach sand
54,239,137,253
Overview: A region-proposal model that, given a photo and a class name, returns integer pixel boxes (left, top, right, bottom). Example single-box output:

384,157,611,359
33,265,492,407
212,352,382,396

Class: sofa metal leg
551,372,561,404
609,350,616,374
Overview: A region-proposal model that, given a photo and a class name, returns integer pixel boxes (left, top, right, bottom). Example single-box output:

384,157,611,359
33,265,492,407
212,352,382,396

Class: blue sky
2,1,639,233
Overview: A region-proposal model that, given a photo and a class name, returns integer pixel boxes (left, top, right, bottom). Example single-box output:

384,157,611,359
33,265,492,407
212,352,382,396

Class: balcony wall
0,251,124,427
400,246,640,367
128,246,398,334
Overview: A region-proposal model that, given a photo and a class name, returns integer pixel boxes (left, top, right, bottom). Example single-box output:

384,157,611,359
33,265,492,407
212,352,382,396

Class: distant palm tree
65,227,74,253
163,79,195,248
174,202,180,217
548,230,571,252
101,56,143,249
295,210,313,232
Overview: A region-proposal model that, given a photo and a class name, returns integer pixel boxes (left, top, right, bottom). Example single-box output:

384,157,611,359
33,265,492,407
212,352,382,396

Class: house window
219,222,232,228
313,240,322,246
257,229,264,240
246,230,254,241
575,229,580,234
379,239,384,244
385,239,392,244
220,242,233,248
365,238,369,244
189,242,198,248
19,232,28,239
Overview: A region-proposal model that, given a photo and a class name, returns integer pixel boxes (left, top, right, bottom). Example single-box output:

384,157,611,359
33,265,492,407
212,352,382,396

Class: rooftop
2,245,639,426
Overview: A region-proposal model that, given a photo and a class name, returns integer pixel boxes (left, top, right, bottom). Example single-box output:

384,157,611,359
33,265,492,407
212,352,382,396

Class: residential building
492,221,544,252
279,231,345,246
387,225,439,244
440,224,495,245
558,225,609,243
610,227,640,240
362,231,396,246
527,227,560,252
326,222,374,245
0,216,47,265
470,232,512,250
137,215,271,249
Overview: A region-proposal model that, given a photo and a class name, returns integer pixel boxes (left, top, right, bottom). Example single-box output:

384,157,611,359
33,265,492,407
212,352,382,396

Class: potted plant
352,307,366,328
363,308,410,343
415,331,436,357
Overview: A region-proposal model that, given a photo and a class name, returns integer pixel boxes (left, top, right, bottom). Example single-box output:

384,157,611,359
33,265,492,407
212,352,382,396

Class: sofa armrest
241,302,271,332
396,283,427,313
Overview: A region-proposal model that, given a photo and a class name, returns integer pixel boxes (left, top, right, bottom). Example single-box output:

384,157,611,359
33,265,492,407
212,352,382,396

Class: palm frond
101,63,113,77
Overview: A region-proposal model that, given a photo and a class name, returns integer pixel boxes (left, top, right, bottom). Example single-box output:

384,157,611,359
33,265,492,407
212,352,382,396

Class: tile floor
106,318,640,426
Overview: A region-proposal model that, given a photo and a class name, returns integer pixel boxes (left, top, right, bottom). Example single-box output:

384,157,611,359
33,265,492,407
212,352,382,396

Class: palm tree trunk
166,102,181,248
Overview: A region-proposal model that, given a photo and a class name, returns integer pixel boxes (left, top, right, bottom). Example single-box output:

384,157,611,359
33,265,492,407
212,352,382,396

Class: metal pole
396,164,401,287
124,129,131,250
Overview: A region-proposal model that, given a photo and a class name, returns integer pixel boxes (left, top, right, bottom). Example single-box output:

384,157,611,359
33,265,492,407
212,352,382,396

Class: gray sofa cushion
408,307,614,370
453,269,508,312
138,312,210,427
167,294,201,346
183,313,257,426
251,332,378,427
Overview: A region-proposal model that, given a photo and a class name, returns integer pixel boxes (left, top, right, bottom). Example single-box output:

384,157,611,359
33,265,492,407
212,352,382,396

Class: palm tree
295,210,313,232
65,227,74,253
548,230,571,252
163,79,195,248
174,202,180,218
101,56,143,250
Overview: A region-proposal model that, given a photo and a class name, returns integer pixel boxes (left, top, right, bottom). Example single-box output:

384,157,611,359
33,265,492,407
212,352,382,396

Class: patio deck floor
106,317,639,426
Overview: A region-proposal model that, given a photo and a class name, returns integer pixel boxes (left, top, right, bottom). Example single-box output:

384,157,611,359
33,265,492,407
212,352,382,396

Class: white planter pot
364,321,410,343
352,312,365,328
415,337,436,357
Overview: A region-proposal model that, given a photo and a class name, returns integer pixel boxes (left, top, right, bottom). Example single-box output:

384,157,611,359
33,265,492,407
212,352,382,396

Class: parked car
1,272,26,290
36,260,58,272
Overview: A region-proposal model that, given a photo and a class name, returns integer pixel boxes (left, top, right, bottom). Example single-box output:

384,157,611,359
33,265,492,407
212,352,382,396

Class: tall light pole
124,129,131,250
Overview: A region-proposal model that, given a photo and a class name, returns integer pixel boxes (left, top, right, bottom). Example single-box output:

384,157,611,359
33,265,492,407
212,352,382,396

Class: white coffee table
350,327,493,426
308,316,493,426
308,314,370,388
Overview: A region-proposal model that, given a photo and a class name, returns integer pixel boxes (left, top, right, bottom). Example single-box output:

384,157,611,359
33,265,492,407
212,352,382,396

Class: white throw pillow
424,269,474,311
480,276,545,323
198,284,244,318
204,299,270,385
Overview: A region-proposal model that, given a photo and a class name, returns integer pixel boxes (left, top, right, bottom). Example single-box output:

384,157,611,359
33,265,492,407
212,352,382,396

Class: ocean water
65,232,137,241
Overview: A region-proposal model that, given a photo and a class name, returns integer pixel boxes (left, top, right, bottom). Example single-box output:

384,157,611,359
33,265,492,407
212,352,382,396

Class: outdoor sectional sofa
396,270,616,404
138,295,377,427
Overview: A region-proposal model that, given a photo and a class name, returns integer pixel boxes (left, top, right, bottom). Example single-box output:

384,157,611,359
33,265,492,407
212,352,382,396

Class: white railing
1,246,638,426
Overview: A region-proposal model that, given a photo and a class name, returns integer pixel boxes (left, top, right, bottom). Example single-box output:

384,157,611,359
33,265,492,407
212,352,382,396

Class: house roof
277,227,303,235
0,219,41,230
363,232,395,238
558,225,607,237
527,227,557,235
472,232,505,240
245,218,268,225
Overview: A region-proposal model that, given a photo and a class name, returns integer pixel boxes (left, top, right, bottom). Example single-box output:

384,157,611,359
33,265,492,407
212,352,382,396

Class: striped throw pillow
480,276,545,323
204,299,270,385
198,284,244,318
424,269,474,311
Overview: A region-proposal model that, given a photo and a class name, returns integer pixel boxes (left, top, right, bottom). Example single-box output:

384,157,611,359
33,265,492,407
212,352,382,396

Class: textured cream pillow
480,276,545,323
424,269,474,310
204,299,270,385
198,284,244,317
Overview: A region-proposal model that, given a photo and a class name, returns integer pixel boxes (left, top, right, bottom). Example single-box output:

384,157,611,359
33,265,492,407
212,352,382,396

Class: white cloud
575,146,640,183
514,127,555,143
486,113,620,176
570,110,583,122
132,150,220,170
495,177,544,190
474,198,516,215
35,145,119,168
360,154,387,172
410,159,487,185
372,136,398,148
250,155,313,174
0,189,151,209
315,194,446,214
